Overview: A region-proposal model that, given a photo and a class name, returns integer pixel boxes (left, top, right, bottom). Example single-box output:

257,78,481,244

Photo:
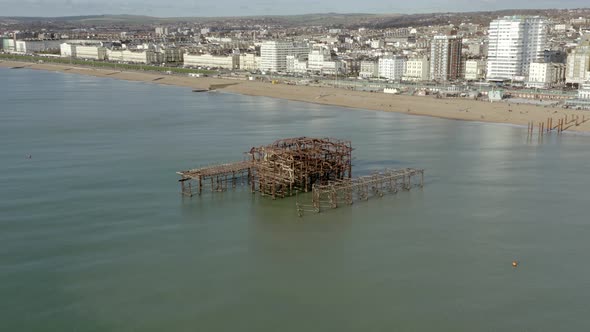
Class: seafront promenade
2,59,589,133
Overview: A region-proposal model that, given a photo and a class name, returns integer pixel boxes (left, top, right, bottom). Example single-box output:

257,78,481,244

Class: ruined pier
177,137,425,214
296,168,424,215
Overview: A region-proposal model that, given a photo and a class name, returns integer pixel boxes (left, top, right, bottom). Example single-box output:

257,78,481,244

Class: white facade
566,36,590,85
526,62,566,88
317,61,343,75
359,60,378,78
239,54,259,71
15,41,26,53
260,41,309,72
60,43,76,57
155,27,167,35
308,48,332,73
403,57,430,81
13,40,61,54
486,16,548,80
75,45,107,60
1,38,15,51
527,63,547,87
107,49,151,64
260,41,290,72
370,40,384,49
579,82,590,99
464,59,486,81
378,56,406,80
286,55,308,74
464,41,484,56
183,54,239,69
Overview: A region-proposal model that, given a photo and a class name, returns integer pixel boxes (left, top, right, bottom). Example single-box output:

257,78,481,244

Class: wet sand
2,60,588,132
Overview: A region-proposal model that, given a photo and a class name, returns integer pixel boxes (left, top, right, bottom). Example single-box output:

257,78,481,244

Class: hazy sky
3,0,588,17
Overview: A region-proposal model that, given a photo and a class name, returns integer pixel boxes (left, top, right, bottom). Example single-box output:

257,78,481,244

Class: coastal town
4,6,590,332
2,10,590,120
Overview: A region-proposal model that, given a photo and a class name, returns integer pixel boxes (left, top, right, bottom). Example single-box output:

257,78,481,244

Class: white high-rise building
486,16,548,81
378,55,406,80
260,41,309,72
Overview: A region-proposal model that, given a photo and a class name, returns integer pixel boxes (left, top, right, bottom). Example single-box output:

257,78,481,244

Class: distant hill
0,13,400,27
0,13,398,26
1,9,589,28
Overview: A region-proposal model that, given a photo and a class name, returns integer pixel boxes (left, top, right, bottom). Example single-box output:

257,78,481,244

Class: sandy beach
2,60,589,132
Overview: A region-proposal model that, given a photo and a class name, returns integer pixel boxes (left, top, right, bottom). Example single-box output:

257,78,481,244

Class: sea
1,67,590,331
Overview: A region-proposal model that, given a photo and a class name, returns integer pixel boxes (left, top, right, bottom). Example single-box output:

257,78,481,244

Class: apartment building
259,41,309,72
486,16,548,80
430,35,462,81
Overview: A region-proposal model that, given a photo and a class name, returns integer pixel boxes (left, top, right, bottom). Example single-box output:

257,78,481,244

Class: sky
2,0,588,17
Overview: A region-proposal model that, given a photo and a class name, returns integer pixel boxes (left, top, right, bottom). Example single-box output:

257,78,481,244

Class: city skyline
2,0,589,18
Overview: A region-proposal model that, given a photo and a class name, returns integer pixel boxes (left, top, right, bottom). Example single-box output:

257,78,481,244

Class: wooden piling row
527,113,589,137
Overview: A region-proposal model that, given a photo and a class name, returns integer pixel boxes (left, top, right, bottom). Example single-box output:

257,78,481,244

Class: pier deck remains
177,160,254,196
296,168,424,215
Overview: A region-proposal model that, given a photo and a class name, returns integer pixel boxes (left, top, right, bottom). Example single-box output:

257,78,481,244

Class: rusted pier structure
177,160,254,197
177,137,353,198
296,168,424,215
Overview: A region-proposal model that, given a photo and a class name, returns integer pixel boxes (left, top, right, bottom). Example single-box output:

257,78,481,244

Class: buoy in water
512,260,518,268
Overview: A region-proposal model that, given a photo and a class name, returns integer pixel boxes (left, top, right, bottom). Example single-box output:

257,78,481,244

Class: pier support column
198,176,202,195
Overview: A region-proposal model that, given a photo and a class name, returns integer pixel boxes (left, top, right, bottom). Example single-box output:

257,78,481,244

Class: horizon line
1,7,589,20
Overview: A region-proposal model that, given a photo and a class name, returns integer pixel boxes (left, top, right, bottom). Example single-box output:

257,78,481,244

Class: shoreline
2,60,589,132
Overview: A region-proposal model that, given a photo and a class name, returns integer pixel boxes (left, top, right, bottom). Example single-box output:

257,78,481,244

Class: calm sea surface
1,68,590,331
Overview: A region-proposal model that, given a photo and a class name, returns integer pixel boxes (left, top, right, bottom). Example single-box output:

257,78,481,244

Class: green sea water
1,68,590,331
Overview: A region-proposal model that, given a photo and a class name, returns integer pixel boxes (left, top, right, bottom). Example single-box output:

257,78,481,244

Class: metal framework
296,168,424,215
177,161,254,197
248,137,352,199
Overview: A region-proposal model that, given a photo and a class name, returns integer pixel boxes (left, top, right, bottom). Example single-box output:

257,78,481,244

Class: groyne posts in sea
527,114,589,137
